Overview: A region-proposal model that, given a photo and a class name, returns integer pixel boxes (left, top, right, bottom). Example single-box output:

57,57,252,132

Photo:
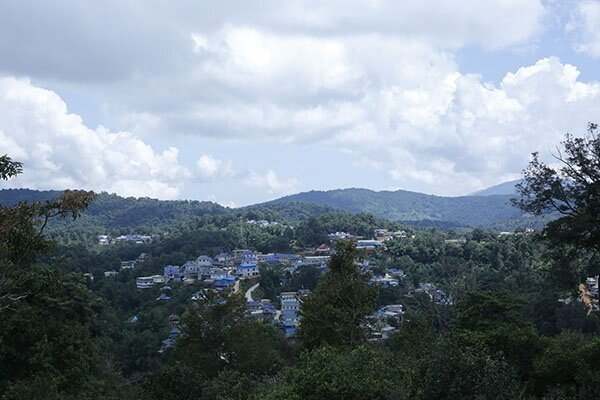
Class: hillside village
91,227,417,348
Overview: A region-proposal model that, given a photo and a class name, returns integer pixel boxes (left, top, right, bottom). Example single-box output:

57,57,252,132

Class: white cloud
245,170,299,195
568,0,600,57
0,1,545,83
0,77,189,199
196,154,234,179
337,57,600,194
3,1,597,203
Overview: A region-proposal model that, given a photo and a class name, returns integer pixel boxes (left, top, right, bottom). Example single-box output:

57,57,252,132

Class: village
88,227,433,351
88,224,600,354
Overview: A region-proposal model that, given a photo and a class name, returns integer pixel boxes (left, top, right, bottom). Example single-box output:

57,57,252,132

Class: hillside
0,189,228,234
0,186,539,231
471,180,520,196
261,188,530,228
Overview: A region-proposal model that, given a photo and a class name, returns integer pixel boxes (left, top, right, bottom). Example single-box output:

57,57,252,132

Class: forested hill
0,189,228,234
0,186,539,231
261,188,532,228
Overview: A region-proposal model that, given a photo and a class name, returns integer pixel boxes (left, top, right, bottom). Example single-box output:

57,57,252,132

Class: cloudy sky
1,0,600,206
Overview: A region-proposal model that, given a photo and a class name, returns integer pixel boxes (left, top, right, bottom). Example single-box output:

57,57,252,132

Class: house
259,253,301,265
374,229,408,241
356,239,385,250
416,283,453,305
213,275,236,289
328,231,357,241
120,260,136,270
237,260,259,278
233,249,254,262
104,270,118,278
387,268,406,279
587,276,599,298
181,261,201,280
314,244,331,254
247,299,277,323
365,304,404,341
114,234,152,245
136,276,155,289
156,293,171,301
280,292,300,336
214,252,232,265
196,255,213,267
97,235,110,245
136,275,164,289
299,256,330,268
445,238,467,245
378,304,404,321
370,274,399,287
209,267,227,280
163,265,182,281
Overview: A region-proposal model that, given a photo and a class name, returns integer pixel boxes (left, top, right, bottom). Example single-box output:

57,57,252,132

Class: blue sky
1,0,600,206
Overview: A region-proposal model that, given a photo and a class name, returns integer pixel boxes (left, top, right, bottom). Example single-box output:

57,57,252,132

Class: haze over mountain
471,180,521,196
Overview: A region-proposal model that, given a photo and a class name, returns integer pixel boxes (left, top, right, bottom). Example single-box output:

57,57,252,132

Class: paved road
245,282,260,302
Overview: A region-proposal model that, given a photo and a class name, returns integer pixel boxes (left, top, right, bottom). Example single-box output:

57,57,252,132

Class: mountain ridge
0,184,534,230
258,187,527,228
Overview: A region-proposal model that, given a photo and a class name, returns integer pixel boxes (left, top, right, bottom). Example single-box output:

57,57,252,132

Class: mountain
471,180,520,196
0,186,538,231
261,188,530,228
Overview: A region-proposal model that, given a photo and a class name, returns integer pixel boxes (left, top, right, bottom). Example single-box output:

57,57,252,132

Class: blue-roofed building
280,291,300,337
213,275,236,289
237,260,259,279
260,253,301,264
163,265,181,282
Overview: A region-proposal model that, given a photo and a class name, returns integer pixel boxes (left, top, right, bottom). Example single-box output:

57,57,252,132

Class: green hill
0,186,540,231
0,189,228,234
261,188,531,228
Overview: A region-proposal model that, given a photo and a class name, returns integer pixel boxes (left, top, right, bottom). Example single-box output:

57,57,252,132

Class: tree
147,293,287,399
298,241,376,349
513,123,600,251
0,155,122,399
256,346,399,400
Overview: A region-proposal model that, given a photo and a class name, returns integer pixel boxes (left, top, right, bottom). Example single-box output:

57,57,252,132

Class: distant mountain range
258,187,532,228
0,181,540,231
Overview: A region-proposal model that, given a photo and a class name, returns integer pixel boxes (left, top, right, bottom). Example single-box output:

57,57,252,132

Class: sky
1,0,600,207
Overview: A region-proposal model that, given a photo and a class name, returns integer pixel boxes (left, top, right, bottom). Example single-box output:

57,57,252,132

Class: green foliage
256,346,397,400
515,122,600,251
299,242,376,349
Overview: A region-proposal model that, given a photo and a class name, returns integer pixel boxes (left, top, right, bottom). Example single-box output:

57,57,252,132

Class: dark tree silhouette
513,123,600,250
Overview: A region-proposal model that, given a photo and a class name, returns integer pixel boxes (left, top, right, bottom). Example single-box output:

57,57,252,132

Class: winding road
245,282,260,302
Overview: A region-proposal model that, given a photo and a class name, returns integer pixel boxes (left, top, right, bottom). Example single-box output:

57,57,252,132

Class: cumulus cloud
196,154,234,179
245,170,299,195
3,1,599,202
568,0,600,57
0,1,545,82
0,77,190,199
333,57,600,194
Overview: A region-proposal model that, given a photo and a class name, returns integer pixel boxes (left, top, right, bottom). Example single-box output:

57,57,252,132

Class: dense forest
2,126,600,399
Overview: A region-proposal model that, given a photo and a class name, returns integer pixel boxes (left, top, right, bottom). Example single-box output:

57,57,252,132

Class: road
245,282,260,302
